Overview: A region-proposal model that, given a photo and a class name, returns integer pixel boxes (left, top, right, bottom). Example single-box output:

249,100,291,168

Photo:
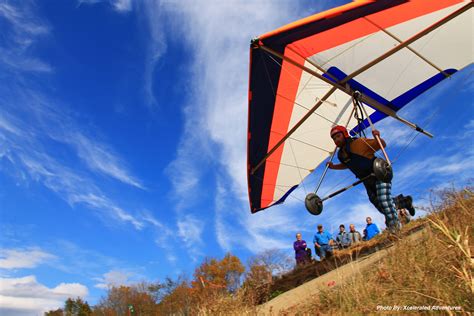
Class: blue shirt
313,231,333,245
364,223,380,240
336,232,351,247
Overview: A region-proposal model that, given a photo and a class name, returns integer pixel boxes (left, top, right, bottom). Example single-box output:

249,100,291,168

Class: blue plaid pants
365,180,400,230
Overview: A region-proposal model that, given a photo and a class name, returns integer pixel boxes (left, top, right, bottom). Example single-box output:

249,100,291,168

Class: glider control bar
322,174,373,202
305,174,373,215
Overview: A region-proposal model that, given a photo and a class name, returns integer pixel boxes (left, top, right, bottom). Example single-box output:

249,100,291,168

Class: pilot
327,125,400,232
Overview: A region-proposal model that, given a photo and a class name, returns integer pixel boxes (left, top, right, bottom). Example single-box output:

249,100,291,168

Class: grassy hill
262,188,473,315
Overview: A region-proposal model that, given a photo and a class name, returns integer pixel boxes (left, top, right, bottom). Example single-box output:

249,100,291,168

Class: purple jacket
293,240,307,260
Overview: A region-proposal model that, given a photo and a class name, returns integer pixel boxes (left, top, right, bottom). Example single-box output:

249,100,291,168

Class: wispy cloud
46,240,121,277
7,146,145,230
77,0,132,13
137,1,167,108
164,126,204,208
1,68,145,229
177,215,204,261
112,0,132,12
0,1,52,73
177,215,204,246
1,1,144,189
54,132,145,189
0,275,88,316
144,0,321,256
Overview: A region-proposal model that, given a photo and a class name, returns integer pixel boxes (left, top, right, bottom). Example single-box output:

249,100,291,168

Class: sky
0,0,472,314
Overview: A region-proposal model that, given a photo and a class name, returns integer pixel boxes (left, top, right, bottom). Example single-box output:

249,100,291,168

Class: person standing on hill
348,224,363,244
398,208,411,226
313,224,334,260
327,125,400,232
293,233,309,265
363,217,380,241
335,224,351,249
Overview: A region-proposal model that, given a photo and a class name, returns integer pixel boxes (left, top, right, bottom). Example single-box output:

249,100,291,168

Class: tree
157,280,194,315
44,309,63,316
93,285,157,315
45,297,91,316
192,253,245,293
248,249,293,277
64,297,92,316
241,262,273,305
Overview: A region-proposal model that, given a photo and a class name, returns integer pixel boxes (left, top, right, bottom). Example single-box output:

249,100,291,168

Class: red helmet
330,125,349,138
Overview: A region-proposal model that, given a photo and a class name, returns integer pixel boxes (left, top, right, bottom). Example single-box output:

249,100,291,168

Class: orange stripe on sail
291,0,464,58
259,0,373,41
260,49,305,208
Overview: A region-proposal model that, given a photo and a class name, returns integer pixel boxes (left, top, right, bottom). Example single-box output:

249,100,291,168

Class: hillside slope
259,229,426,315
258,189,472,315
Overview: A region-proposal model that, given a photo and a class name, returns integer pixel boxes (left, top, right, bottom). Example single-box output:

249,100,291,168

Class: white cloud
70,192,145,230
0,275,88,316
113,0,132,12
44,240,129,281
0,3,49,37
0,54,53,73
94,269,132,289
464,119,474,130
137,1,167,108
0,248,56,270
147,0,322,256
335,201,385,230
177,215,204,261
395,151,474,192
164,127,203,207
66,132,145,189
376,117,422,149
0,86,147,230
77,0,132,13
0,2,52,73
10,149,145,230
0,113,23,137
178,215,204,246
214,175,305,254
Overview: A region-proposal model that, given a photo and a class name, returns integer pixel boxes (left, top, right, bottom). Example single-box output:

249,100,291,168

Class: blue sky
0,0,472,314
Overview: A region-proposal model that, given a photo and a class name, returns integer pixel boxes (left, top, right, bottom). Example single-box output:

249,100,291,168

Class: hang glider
247,0,473,213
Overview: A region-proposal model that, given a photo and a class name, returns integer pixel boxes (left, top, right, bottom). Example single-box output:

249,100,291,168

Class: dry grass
281,188,473,315
265,217,428,299
194,291,258,316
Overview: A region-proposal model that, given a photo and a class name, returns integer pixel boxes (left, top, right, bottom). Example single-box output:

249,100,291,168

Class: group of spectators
293,211,411,265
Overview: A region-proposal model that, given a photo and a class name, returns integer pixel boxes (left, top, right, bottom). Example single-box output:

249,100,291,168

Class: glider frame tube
321,174,373,202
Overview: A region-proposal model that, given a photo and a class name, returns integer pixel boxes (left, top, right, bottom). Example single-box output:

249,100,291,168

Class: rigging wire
351,94,384,160
262,49,344,124
391,70,474,164
288,139,307,195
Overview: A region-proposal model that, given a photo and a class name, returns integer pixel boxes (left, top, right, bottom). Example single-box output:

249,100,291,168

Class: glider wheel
305,193,323,215
373,158,393,183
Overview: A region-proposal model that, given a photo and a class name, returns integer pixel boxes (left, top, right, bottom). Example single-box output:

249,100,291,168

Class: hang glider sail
247,0,473,213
